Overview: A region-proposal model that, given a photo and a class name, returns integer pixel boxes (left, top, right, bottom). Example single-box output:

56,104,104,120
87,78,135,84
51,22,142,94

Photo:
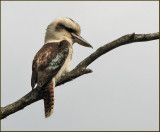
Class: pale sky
1,1,159,131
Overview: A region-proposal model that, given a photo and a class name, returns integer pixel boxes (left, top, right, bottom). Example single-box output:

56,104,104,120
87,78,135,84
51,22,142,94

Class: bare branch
1,32,159,120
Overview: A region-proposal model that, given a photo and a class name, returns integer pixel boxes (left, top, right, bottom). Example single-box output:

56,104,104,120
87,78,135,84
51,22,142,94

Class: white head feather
45,17,81,44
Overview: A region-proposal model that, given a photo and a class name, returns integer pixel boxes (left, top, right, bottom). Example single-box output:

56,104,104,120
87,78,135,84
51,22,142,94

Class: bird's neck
45,37,73,46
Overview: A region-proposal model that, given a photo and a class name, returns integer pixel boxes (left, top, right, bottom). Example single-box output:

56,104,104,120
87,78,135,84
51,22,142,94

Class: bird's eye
59,24,64,27
56,23,64,30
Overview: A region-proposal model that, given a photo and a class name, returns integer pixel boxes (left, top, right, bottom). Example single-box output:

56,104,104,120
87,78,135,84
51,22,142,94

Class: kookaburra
31,17,92,118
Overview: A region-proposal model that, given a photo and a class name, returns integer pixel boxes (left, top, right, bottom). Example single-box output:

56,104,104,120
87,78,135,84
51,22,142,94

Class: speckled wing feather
31,40,69,88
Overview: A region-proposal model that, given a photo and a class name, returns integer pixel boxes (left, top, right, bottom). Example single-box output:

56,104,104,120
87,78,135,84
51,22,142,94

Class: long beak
71,33,93,48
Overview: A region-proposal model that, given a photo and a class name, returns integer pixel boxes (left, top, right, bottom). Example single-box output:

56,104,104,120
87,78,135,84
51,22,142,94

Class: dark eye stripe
56,23,76,33
66,28,74,33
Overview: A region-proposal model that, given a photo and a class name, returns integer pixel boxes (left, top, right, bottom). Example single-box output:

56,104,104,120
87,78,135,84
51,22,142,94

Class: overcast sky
1,1,159,131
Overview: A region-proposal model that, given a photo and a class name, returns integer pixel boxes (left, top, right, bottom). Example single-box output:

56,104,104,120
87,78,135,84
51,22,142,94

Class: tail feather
43,81,54,118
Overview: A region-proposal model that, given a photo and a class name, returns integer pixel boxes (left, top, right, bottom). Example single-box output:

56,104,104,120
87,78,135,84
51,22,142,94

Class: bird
31,17,93,118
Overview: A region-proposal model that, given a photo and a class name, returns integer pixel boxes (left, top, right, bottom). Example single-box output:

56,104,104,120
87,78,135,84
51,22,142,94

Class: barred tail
43,80,55,118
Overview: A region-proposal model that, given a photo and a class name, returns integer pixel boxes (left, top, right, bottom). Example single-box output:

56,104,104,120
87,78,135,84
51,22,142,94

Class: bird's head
45,17,93,48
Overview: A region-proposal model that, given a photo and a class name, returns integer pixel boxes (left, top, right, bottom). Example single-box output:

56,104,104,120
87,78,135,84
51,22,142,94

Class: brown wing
31,40,70,88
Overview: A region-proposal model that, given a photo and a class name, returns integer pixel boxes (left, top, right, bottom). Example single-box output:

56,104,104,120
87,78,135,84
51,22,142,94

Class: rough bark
1,32,159,120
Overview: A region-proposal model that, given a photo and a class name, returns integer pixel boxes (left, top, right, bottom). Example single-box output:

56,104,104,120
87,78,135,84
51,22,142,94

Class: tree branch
1,32,159,120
